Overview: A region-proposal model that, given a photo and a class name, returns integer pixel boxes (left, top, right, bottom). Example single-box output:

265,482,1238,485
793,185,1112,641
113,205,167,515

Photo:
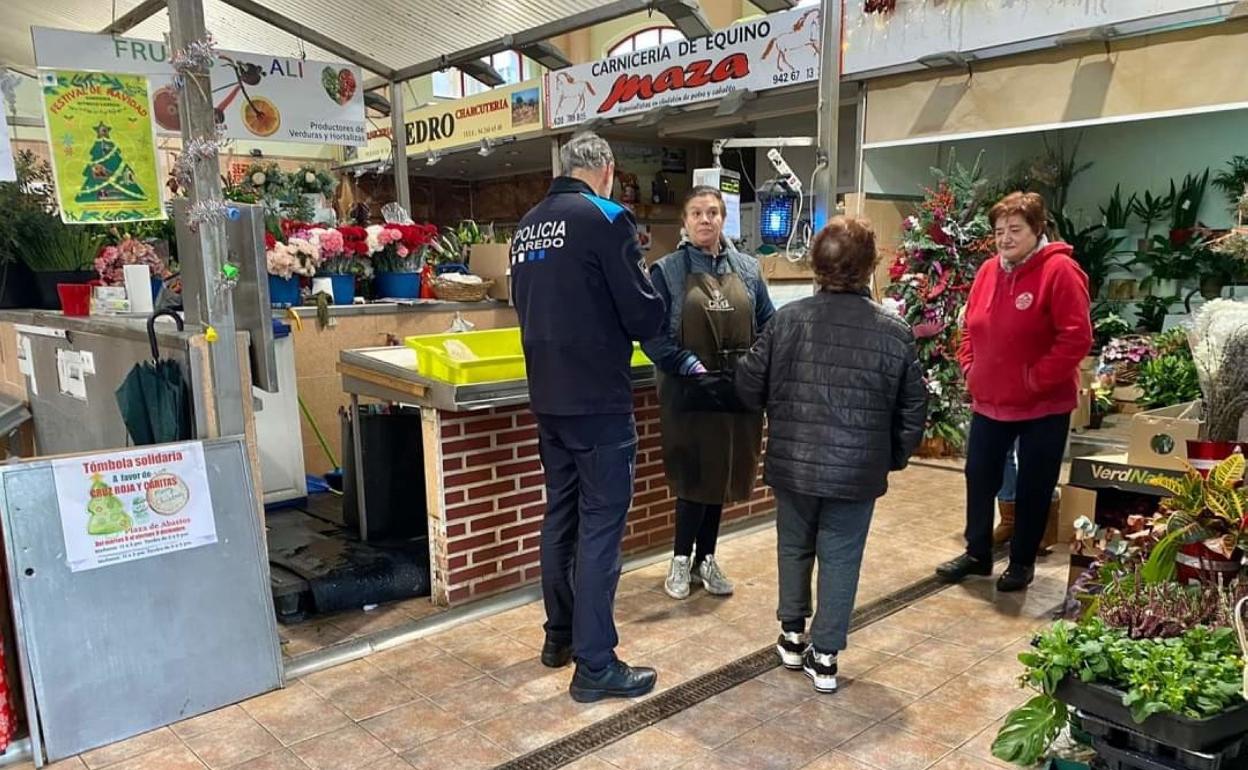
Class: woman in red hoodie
936,192,1092,592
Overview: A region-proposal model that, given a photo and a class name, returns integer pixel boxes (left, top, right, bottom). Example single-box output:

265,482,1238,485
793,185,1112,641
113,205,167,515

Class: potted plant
1213,156,1248,214
993,594,1247,766
319,226,367,305
1186,300,1248,467
1092,310,1131,353
1147,452,1248,583
1100,185,1136,252
0,150,53,308
1193,242,1241,301
1100,334,1156,386
370,223,435,300
1135,294,1177,334
1132,235,1201,298
264,225,324,308
1054,212,1117,298
1131,188,1173,253
19,214,105,309
1136,344,1200,409
293,165,336,206
1169,170,1211,248
1089,377,1114,430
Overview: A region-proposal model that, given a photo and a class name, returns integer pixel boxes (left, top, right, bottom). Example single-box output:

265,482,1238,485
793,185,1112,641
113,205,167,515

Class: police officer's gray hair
559,132,614,175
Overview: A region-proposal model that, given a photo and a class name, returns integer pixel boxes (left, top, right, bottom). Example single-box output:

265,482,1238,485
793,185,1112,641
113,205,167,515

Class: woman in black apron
643,186,775,600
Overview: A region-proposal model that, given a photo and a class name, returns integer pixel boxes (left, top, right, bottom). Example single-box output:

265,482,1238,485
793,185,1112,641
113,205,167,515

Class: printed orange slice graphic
241,97,281,137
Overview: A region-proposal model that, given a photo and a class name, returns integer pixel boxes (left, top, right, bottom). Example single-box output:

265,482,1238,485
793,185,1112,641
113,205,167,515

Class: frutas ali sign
544,7,822,129
350,80,543,164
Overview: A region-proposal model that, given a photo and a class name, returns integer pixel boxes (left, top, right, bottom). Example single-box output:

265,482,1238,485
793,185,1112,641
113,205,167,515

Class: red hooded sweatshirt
957,241,1093,422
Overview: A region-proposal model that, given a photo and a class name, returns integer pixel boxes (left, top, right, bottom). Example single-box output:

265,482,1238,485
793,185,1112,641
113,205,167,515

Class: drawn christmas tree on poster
86,474,133,536
75,122,146,203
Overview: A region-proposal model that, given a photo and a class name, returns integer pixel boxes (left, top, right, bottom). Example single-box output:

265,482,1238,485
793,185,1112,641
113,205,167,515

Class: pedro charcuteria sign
350,79,543,165
41,70,165,224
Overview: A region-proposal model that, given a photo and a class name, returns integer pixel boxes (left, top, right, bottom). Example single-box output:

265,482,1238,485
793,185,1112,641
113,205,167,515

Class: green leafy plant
993,618,1246,766
19,215,103,273
1137,353,1200,408
1132,234,1202,290
1090,379,1115,416
1030,132,1093,214
1054,212,1117,297
1101,185,1137,231
1170,170,1211,234
1145,453,1248,583
1213,156,1248,212
1132,189,1174,241
1093,312,1132,351
428,229,465,265
293,165,337,198
1136,295,1177,333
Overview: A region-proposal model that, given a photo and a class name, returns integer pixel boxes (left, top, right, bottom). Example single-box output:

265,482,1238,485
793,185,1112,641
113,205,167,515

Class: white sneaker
664,555,692,600
803,648,839,694
776,631,808,670
694,555,734,596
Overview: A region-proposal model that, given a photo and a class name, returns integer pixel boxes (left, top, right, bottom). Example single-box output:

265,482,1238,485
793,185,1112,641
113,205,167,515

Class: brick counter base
421,387,774,606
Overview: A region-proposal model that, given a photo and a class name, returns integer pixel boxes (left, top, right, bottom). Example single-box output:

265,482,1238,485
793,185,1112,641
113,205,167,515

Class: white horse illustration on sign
761,8,821,73
553,72,597,120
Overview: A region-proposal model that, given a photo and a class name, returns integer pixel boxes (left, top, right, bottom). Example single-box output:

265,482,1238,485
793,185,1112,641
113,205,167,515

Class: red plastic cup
56,283,91,316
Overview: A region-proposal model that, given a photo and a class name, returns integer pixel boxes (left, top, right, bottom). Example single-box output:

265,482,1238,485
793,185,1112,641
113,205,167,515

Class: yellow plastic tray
405,327,650,385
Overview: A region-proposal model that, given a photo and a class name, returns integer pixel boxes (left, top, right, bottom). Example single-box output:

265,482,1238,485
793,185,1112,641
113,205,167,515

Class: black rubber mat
267,508,430,618
492,562,992,770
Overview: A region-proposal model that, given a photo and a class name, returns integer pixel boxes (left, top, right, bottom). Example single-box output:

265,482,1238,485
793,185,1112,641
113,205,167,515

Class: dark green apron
657,256,765,505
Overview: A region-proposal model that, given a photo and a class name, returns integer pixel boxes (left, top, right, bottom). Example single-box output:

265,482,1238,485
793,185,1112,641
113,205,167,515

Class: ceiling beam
391,0,654,83
100,0,167,35
216,0,396,78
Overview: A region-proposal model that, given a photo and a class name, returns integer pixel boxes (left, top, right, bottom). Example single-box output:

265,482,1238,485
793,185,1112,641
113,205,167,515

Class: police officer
511,132,666,703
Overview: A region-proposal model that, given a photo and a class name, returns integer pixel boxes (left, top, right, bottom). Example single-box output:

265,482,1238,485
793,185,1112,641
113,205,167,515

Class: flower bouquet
94,237,168,307
372,223,437,299
264,224,324,308
316,226,365,305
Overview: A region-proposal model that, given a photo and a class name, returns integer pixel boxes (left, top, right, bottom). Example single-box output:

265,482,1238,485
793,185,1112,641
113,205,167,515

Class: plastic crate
405,327,651,385
1077,711,1247,770
1056,678,1248,753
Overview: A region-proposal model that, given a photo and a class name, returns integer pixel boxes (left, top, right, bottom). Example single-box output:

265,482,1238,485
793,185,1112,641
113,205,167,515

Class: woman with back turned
735,216,927,694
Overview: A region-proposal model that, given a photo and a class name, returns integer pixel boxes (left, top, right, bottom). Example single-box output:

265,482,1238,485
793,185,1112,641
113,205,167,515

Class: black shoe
936,554,993,583
802,648,839,694
776,631,808,670
568,660,657,703
996,563,1035,592
541,638,573,668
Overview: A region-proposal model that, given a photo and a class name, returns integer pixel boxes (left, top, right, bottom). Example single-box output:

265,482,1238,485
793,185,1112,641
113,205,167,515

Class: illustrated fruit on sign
322,66,357,105
152,85,181,132
241,97,281,137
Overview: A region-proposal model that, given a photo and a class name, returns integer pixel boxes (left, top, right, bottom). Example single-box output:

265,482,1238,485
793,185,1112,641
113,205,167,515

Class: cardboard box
469,243,511,302
1127,401,1203,471
759,254,815,282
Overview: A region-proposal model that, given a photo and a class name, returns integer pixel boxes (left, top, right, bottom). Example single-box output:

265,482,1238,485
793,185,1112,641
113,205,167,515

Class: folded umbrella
115,310,192,446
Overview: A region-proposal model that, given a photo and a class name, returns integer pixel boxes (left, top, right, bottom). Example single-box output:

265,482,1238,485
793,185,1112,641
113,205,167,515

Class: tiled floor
14,464,1068,770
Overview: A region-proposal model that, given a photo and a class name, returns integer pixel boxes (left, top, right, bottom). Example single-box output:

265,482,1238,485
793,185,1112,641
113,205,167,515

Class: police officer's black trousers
536,413,638,672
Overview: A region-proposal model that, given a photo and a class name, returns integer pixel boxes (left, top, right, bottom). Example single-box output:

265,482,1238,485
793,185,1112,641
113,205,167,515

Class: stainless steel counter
0,309,197,349
338,346,656,413
282,299,509,319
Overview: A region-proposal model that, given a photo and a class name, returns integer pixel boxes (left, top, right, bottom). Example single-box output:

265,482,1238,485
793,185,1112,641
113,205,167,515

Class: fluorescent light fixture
479,139,495,157
638,106,675,127
714,89,757,117
426,149,443,166
1054,25,1118,46
655,0,714,39
456,58,505,87
916,51,973,70
582,117,608,132
517,40,572,70
750,0,796,11
1229,1,1248,20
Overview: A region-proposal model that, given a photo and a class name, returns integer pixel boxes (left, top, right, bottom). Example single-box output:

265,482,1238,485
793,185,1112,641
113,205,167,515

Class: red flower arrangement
337,226,370,257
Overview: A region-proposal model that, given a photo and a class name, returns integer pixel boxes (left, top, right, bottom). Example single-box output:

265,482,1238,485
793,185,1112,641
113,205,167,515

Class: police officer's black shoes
541,638,573,668
935,554,993,583
568,660,657,703
996,563,1035,593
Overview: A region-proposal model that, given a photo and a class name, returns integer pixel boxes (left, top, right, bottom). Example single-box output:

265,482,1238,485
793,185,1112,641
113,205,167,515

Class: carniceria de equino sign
544,6,821,129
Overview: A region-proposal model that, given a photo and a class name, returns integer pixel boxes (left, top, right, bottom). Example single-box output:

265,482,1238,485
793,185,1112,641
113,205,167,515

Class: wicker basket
431,277,494,302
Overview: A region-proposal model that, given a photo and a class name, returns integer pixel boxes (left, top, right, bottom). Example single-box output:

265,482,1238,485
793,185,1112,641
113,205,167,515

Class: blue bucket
151,276,165,300
268,275,300,308
374,272,421,299
329,274,355,305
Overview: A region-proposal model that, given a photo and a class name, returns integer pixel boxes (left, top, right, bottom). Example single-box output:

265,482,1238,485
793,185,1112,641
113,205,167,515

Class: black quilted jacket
735,289,928,500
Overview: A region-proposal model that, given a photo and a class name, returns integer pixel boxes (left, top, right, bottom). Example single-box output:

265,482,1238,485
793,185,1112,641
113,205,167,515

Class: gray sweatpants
774,487,876,654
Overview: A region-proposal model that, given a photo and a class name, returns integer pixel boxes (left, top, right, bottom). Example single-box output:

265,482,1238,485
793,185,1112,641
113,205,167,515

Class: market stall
337,338,773,606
